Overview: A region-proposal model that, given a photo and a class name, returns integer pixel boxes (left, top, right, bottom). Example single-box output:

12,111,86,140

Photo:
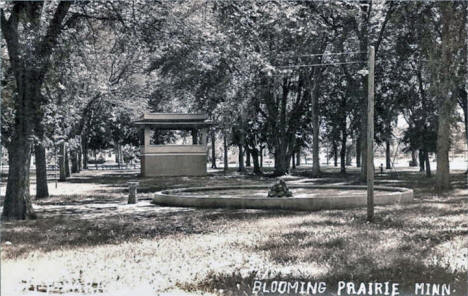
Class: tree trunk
435,100,453,190
94,150,98,170
2,137,36,220
77,147,82,173
385,139,392,169
34,142,49,199
260,146,264,168
410,150,418,167
333,142,338,167
356,136,361,168
82,140,88,169
274,80,292,176
465,98,468,164
346,145,353,166
65,147,71,177
435,3,459,191
274,146,289,176
211,131,217,169
291,152,296,169
238,144,245,172
71,150,78,174
465,102,468,173
223,133,228,172
326,145,329,165
59,142,67,181
250,148,262,175
419,149,425,172
119,144,123,167
425,150,431,177
340,130,347,173
311,94,320,176
115,144,120,167
348,136,355,166
465,3,468,174
32,104,49,199
296,148,301,166
116,144,123,169
245,148,251,167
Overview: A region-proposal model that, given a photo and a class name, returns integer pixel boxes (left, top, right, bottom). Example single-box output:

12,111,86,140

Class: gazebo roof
134,113,212,129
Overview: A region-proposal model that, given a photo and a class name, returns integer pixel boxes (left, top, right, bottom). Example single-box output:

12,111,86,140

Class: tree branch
36,1,72,79
375,2,396,56
1,4,23,76
63,12,120,28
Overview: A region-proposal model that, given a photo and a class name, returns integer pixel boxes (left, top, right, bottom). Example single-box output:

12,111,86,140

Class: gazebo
134,113,212,177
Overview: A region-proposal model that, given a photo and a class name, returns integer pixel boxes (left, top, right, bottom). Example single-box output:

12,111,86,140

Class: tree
1,2,71,219
433,3,465,191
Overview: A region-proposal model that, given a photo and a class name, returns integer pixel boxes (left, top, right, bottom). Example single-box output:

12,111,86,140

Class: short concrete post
128,181,139,204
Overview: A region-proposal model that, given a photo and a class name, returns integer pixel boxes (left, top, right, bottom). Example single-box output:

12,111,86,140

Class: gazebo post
144,126,151,147
200,128,208,145
191,129,198,145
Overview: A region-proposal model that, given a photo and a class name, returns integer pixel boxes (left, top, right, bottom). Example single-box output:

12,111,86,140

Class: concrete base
142,154,207,177
152,185,414,211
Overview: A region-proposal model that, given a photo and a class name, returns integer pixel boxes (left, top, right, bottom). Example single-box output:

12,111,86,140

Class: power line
279,51,366,58
275,60,366,68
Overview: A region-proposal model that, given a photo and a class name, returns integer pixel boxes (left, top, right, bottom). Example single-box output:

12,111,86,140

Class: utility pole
367,46,375,222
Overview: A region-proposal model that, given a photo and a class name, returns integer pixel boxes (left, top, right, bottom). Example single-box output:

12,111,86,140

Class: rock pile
267,180,293,198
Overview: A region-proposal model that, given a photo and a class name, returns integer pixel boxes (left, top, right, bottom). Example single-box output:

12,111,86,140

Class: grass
1,167,467,295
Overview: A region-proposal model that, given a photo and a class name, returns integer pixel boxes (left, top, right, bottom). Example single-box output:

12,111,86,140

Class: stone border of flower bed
151,184,414,211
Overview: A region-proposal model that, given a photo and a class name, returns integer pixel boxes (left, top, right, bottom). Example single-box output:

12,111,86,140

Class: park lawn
1,169,467,296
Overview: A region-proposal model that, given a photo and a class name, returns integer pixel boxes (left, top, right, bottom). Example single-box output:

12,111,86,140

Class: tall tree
1,2,71,219
434,3,465,191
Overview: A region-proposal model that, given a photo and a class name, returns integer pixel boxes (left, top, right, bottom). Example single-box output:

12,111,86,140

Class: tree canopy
1,0,466,219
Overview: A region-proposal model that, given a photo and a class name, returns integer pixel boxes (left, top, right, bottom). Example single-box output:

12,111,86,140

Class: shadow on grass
2,167,466,296
294,169,466,198
65,173,138,185
294,170,360,184
287,202,466,253
375,172,467,197
35,195,126,206
179,198,467,296
1,206,307,259
1,169,290,259
173,197,468,296
179,260,468,296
